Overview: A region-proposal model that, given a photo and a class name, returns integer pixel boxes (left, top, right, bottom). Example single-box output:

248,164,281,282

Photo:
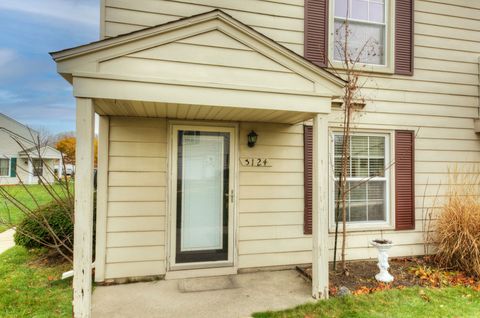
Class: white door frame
167,122,238,271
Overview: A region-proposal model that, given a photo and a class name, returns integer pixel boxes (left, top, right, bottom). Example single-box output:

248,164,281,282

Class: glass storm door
175,129,232,264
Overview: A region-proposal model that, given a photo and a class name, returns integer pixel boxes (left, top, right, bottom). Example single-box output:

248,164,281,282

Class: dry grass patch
434,169,480,277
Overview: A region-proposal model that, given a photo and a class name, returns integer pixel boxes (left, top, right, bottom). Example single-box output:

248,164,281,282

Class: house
50,0,480,316
0,113,62,185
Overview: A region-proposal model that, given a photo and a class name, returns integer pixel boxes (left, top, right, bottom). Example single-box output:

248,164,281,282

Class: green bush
14,203,73,250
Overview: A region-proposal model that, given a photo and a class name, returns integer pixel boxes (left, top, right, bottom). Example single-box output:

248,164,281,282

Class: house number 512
240,158,271,167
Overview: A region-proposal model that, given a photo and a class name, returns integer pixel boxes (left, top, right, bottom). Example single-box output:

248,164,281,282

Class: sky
0,0,100,134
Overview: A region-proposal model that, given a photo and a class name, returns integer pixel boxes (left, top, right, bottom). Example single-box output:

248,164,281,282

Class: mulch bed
27,249,70,268
297,256,480,296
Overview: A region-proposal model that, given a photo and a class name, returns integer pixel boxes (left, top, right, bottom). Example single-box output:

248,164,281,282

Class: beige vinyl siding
237,1,480,267
105,117,167,279
237,123,309,268
235,123,441,268
102,0,305,55
339,1,480,257
97,29,315,94
99,0,480,273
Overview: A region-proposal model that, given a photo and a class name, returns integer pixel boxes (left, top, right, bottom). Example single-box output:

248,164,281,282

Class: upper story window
332,0,389,67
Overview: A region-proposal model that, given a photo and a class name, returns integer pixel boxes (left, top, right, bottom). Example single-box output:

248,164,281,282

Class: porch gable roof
51,10,345,121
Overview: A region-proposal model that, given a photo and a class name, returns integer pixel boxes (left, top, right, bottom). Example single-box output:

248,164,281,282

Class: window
333,0,387,66
333,133,389,224
0,159,9,177
32,159,43,177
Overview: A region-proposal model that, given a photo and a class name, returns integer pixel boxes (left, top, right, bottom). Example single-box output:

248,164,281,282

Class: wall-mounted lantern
247,130,258,148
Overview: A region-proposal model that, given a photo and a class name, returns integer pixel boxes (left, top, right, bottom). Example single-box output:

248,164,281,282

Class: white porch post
27,160,33,184
312,114,329,299
73,98,95,318
58,157,63,180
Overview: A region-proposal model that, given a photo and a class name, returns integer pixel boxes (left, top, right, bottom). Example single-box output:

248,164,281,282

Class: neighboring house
51,1,480,316
0,113,62,185
55,163,75,176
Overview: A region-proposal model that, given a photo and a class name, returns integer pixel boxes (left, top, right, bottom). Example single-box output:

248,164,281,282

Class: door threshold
165,266,238,280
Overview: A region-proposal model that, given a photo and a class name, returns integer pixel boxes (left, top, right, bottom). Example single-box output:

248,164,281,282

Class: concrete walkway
0,229,15,254
92,270,313,318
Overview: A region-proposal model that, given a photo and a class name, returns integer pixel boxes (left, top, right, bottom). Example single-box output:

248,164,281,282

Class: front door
172,125,235,265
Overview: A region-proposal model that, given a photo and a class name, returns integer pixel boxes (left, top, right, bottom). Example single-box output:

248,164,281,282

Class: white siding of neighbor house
98,0,480,276
0,130,25,158
0,159,19,186
0,159,59,185
0,128,61,185
0,114,39,142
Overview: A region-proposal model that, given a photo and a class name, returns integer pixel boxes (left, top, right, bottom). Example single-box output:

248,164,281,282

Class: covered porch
51,9,344,317
73,99,332,318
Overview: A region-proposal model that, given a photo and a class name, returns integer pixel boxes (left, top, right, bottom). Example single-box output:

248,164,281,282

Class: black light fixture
247,130,258,148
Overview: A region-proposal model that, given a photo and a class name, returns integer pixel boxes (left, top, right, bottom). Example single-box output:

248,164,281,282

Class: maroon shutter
304,125,313,235
305,0,329,67
395,0,414,75
395,130,415,230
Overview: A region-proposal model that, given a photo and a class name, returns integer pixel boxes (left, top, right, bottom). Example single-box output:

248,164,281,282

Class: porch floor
92,270,313,318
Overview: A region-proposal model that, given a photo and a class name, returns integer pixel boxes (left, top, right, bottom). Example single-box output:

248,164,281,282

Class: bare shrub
0,131,74,263
434,168,480,276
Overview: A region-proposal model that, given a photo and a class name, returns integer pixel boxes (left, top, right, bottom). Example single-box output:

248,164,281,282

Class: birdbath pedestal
370,239,394,283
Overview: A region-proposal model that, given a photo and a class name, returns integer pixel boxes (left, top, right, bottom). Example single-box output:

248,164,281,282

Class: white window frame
328,0,395,74
0,158,11,177
329,130,395,232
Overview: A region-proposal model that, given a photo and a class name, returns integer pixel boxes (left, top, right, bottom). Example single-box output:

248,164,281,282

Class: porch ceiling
94,98,316,124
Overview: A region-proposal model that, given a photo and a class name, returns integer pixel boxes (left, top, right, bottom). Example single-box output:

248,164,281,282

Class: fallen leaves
419,289,431,302
472,284,480,292
332,264,480,297
351,283,399,295
411,265,480,289
352,286,372,295
329,285,338,296
322,257,480,298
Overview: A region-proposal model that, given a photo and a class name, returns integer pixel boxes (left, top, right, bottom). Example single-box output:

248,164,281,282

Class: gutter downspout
62,262,95,280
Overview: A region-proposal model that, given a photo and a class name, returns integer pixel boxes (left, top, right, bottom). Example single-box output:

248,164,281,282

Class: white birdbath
370,239,394,283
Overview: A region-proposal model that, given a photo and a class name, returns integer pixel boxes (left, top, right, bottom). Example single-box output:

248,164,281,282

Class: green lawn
0,184,68,232
254,287,480,318
0,246,72,317
1,246,480,318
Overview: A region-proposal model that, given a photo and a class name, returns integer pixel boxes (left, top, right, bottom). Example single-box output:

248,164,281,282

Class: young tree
329,4,381,273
